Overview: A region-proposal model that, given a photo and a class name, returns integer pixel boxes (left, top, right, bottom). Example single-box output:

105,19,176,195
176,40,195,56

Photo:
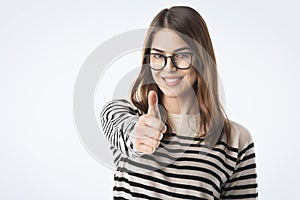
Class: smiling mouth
162,76,183,85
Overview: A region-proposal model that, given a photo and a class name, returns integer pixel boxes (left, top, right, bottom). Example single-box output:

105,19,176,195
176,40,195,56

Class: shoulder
101,99,134,109
100,98,141,116
228,120,255,151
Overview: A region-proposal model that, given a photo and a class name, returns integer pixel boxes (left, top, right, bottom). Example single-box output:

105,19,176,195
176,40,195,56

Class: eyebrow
151,47,192,53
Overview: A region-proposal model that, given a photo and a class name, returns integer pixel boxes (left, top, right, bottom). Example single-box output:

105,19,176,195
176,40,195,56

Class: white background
1,0,299,199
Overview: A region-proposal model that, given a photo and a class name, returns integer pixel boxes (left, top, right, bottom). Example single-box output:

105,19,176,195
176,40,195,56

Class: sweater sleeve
100,99,143,159
220,125,258,199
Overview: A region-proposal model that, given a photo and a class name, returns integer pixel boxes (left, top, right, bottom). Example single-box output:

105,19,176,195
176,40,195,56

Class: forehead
151,29,190,52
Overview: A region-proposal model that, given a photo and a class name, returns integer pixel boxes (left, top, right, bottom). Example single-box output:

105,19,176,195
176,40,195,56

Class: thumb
147,90,161,120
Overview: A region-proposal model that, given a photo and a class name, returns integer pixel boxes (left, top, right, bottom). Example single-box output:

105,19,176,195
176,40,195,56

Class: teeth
164,78,181,83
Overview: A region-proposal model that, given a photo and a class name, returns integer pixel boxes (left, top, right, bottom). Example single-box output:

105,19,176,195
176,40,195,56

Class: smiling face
150,29,198,99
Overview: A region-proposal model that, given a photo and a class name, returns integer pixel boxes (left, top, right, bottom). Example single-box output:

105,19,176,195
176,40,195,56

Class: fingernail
151,148,155,154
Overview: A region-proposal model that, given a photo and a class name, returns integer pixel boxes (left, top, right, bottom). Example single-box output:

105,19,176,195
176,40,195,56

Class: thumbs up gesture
147,90,162,120
131,90,167,154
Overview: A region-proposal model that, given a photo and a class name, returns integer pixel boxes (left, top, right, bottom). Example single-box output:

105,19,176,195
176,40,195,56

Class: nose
163,56,177,72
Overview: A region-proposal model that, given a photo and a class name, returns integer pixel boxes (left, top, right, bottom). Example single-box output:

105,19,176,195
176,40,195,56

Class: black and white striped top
100,99,258,199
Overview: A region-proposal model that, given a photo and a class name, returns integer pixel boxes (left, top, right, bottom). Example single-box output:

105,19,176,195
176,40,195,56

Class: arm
100,99,143,158
220,141,258,199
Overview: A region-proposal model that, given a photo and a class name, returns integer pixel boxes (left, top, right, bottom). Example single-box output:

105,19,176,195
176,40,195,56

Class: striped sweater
100,99,258,199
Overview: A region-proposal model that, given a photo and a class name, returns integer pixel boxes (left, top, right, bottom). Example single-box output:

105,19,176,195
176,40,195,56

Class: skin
131,29,199,154
150,29,198,115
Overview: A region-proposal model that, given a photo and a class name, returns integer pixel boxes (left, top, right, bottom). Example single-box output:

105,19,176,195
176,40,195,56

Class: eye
175,53,190,59
153,54,163,58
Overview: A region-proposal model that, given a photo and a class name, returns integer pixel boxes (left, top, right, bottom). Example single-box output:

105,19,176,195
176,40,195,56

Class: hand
131,90,167,154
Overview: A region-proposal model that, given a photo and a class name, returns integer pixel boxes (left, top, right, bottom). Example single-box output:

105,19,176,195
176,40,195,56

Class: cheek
151,71,160,82
186,70,198,85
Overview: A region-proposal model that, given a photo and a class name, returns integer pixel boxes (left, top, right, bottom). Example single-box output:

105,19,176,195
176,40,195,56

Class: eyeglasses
144,52,193,70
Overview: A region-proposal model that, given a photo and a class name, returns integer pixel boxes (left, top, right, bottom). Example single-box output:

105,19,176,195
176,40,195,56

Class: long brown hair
130,6,231,147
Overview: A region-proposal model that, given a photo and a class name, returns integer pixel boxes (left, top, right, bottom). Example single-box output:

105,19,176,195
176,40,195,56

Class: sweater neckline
167,112,200,119
166,112,200,136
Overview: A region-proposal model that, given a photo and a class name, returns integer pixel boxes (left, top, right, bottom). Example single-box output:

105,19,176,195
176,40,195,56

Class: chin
158,86,185,98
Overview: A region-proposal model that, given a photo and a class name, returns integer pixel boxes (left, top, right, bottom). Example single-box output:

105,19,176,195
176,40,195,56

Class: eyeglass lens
147,53,192,70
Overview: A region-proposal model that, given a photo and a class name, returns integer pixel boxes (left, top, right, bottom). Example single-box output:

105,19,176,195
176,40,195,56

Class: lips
161,76,183,86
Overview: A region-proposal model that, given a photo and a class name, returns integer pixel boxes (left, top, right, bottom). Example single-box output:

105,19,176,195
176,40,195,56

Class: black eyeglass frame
144,52,194,70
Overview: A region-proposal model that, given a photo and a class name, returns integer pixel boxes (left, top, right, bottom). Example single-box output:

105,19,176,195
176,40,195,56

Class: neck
162,91,199,115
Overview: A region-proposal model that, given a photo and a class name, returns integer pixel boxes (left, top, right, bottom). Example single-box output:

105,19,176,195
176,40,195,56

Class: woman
101,6,258,199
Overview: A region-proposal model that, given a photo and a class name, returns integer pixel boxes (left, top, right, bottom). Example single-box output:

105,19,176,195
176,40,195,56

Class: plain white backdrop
1,0,299,199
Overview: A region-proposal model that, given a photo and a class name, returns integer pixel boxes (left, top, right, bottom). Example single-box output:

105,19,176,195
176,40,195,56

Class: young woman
101,6,258,200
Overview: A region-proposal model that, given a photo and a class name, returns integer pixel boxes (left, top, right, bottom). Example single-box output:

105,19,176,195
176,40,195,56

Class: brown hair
130,6,231,147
